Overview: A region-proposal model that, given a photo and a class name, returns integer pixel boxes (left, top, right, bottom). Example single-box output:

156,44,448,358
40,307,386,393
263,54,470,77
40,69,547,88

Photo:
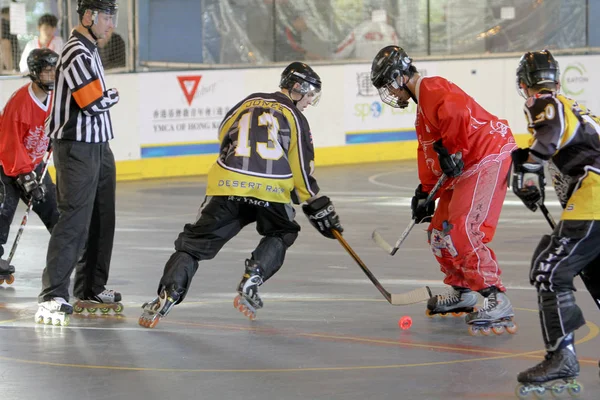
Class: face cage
377,81,408,109
91,10,119,28
31,72,55,93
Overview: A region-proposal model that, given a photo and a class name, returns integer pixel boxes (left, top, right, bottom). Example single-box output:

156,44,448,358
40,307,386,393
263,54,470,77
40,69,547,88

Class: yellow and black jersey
206,91,319,204
524,92,600,220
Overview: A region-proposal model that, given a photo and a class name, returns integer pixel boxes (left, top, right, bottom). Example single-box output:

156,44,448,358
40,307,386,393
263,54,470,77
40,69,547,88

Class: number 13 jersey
206,92,320,204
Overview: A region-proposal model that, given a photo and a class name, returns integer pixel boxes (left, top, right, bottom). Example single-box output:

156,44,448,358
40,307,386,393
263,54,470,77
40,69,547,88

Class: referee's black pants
39,140,116,302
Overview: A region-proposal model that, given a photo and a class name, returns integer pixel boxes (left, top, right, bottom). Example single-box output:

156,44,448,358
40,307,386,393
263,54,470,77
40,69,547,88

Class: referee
37,0,121,321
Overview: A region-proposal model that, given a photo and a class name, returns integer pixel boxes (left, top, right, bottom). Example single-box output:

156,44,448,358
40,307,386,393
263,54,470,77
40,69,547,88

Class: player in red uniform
0,48,60,283
371,46,518,334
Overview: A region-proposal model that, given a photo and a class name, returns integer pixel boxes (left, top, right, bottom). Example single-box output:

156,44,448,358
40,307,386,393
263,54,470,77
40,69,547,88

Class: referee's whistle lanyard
38,36,56,50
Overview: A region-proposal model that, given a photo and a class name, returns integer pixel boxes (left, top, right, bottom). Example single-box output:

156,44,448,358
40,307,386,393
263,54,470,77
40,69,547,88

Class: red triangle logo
177,75,202,106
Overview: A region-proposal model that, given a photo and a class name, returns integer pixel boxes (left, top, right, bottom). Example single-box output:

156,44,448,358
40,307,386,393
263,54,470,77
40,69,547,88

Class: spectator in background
98,26,126,69
1,6,19,72
279,15,322,62
19,13,64,74
333,9,398,60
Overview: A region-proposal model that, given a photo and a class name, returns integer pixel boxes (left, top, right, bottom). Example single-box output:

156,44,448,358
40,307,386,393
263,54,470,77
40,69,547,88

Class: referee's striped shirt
47,30,119,143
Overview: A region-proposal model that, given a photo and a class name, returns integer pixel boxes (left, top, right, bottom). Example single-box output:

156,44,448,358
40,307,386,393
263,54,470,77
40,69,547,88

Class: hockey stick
539,204,556,230
372,174,447,256
7,150,53,265
333,229,432,305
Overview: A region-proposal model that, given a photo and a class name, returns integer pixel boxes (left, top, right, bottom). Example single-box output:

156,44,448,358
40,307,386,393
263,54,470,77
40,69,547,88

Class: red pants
427,155,512,292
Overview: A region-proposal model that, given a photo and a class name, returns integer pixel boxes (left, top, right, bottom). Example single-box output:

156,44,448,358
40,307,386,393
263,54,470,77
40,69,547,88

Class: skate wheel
114,304,124,313
100,308,111,314
550,384,565,397
86,307,97,314
480,326,491,336
425,309,434,318
468,326,479,336
233,296,241,309
568,382,582,397
451,311,464,317
5,275,14,285
515,384,533,399
73,305,84,313
506,324,518,335
491,326,505,335
439,312,448,318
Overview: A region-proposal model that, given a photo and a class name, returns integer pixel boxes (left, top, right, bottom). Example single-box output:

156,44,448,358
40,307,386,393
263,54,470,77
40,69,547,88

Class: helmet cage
371,46,412,90
27,49,58,93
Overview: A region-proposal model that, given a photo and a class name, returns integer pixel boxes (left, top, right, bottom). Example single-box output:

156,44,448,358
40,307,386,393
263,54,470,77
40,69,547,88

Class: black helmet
371,46,414,108
371,45,413,90
516,50,559,97
27,48,59,92
280,62,322,105
77,0,118,15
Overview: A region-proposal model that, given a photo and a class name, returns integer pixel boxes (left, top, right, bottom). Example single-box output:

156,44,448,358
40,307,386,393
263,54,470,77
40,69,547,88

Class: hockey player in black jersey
139,62,343,328
512,50,600,397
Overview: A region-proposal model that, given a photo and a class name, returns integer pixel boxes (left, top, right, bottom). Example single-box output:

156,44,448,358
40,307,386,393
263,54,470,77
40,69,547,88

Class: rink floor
0,161,599,400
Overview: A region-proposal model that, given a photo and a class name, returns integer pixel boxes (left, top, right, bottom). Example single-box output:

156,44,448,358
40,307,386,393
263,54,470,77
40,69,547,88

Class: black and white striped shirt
46,30,119,143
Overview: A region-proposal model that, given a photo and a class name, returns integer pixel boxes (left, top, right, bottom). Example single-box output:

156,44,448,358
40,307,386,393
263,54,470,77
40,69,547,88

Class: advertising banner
343,62,437,145
557,55,600,113
139,70,245,157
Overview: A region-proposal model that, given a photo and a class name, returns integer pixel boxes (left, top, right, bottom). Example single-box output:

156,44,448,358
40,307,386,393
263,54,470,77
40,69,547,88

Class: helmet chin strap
395,74,417,108
81,14,98,41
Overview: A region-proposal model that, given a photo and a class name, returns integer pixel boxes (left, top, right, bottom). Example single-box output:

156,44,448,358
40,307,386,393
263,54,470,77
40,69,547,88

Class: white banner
139,70,245,148
556,55,600,113
343,62,437,144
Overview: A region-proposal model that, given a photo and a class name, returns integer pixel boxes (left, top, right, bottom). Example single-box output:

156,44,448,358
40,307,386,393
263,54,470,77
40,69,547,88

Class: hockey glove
433,140,463,178
302,196,343,239
511,148,545,212
16,171,46,204
411,184,435,223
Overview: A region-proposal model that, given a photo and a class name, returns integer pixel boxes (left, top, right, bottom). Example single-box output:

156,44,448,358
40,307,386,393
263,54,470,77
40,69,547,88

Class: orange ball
399,315,412,330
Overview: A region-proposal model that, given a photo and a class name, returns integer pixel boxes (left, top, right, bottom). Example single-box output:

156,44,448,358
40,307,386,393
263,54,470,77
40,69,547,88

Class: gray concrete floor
0,161,599,400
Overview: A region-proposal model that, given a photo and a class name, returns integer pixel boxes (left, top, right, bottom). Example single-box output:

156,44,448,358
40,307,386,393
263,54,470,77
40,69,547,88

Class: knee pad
281,231,298,247
538,290,576,311
538,290,585,344
252,236,288,281
159,251,199,303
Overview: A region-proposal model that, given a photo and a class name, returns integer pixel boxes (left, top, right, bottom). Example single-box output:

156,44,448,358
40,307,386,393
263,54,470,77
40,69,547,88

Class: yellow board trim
47,133,531,182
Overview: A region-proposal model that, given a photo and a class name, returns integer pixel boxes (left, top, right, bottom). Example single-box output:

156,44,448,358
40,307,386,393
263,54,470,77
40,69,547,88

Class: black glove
511,148,545,211
302,196,343,239
433,140,463,177
411,184,435,223
16,171,46,204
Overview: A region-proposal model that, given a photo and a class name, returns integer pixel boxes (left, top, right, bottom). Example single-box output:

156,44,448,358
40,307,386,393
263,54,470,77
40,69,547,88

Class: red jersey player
371,46,518,335
0,48,60,284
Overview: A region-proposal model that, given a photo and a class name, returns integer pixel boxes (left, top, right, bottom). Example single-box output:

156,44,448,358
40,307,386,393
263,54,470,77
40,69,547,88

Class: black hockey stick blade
539,204,556,230
333,230,431,305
